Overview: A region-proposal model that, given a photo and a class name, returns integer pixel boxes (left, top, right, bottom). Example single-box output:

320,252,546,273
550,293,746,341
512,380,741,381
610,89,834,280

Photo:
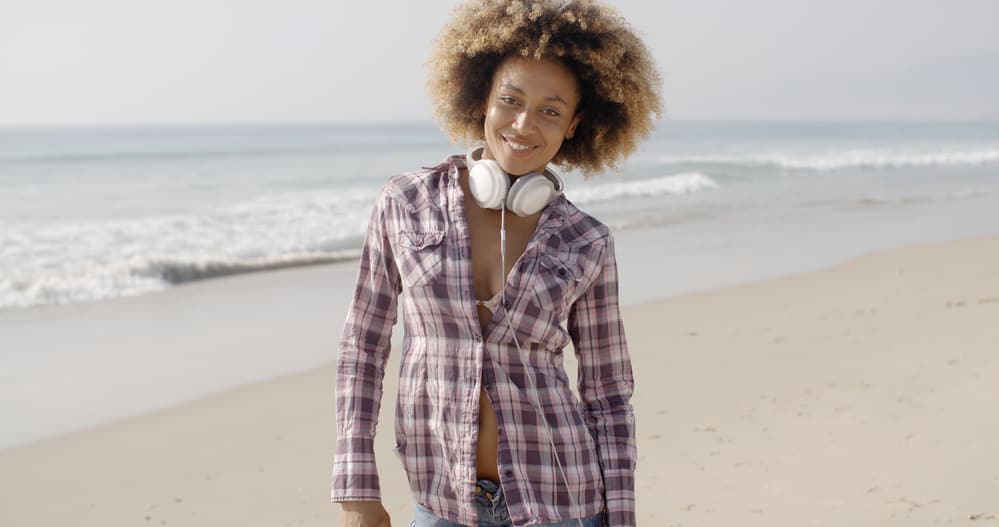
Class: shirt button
474,334,482,342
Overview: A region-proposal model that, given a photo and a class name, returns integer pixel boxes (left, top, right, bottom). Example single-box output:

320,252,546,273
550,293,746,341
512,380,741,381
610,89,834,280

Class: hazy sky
1,0,998,126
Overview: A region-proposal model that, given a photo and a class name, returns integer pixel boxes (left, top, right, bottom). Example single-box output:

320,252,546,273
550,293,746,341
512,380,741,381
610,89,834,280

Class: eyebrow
498,83,570,107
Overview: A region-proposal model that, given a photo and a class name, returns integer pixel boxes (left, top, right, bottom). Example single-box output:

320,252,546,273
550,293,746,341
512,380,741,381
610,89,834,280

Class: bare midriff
459,166,540,483
475,304,502,482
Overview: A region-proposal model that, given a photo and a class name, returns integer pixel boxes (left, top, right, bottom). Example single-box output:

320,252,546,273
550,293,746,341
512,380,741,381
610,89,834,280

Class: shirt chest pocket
532,250,584,314
396,229,446,288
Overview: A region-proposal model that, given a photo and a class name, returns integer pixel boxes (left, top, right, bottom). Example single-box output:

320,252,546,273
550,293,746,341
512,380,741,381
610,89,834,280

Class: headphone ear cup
468,159,510,210
506,173,557,217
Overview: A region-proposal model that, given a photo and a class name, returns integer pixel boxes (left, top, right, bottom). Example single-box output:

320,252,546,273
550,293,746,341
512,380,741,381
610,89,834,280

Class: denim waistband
473,478,508,522
412,479,604,527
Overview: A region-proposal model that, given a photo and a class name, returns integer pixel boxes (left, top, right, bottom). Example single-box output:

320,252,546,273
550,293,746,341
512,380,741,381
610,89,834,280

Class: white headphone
465,145,564,217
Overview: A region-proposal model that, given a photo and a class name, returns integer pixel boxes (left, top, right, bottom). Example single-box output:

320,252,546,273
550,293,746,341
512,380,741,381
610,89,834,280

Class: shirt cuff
330,436,381,502
605,497,636,526
603,468,636,526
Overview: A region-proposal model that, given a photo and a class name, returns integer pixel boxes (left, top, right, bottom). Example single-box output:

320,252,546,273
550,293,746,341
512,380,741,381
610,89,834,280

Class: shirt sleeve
330,186,402,502
567,234,637,526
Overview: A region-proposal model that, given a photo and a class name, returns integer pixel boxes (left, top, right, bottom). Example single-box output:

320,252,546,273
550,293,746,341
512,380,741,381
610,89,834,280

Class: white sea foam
565,172,720,205
0,187,377,310
658,146,999,171
1,173,722,310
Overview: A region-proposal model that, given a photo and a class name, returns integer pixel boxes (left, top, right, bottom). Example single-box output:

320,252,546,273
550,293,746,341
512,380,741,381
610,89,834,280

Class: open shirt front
331,155,636,526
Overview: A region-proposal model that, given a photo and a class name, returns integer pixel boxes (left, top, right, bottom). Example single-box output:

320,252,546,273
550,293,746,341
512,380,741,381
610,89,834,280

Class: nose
512,109,535,132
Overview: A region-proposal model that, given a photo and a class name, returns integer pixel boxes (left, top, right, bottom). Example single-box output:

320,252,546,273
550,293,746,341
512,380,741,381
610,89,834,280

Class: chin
497,152,545,175
485,139,549,175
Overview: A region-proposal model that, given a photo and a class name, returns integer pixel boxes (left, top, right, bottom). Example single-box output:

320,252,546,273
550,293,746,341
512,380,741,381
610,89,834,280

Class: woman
331,1,661,526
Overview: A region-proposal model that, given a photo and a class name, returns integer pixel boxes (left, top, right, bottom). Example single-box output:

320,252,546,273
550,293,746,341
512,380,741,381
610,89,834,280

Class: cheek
541,120,570,141
485,102,511,121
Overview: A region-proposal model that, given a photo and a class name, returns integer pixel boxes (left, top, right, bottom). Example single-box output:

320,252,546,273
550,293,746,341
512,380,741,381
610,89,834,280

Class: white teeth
506,139,531,151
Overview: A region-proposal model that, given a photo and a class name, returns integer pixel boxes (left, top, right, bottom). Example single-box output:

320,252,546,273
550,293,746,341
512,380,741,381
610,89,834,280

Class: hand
339,500,392,527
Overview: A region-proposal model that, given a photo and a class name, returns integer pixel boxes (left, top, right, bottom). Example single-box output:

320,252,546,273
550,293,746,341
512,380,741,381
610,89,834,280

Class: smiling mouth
503,136,535,153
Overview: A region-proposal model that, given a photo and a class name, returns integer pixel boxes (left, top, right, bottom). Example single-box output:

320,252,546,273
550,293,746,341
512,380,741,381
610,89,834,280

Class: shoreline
2,231,998,450
2,233,998,525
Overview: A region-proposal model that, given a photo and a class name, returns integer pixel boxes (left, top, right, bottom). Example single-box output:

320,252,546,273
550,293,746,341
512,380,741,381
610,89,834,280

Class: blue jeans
410,479,604,527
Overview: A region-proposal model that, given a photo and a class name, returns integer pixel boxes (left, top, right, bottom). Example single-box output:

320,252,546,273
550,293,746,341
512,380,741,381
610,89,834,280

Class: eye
498,96,518,106
542,107,561,117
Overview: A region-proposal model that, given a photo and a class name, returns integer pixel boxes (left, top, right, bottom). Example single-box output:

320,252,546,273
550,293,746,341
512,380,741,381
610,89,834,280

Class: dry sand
2,235,997,526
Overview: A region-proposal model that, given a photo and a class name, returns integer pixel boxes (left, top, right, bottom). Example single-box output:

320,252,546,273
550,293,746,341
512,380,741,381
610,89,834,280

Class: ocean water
2,120,999,449
2,120,998,312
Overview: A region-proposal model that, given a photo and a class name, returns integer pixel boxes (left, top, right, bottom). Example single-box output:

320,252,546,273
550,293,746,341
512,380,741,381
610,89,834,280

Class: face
482,56,582,176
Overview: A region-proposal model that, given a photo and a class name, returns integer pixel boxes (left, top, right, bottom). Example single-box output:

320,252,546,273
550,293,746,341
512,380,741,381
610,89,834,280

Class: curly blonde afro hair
428,0,663,176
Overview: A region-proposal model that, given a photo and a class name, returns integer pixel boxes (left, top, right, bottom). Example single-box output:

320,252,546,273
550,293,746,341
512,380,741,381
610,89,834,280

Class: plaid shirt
331,155,636,526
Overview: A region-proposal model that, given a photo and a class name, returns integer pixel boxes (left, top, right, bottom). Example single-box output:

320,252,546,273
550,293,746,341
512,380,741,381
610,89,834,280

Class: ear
565,112,583,139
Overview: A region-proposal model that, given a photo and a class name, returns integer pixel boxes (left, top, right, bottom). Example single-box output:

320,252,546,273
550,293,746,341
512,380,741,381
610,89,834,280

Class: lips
502,136,536,154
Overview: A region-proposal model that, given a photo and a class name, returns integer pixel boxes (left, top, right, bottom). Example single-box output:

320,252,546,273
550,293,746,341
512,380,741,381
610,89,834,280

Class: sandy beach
2,234,998,526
